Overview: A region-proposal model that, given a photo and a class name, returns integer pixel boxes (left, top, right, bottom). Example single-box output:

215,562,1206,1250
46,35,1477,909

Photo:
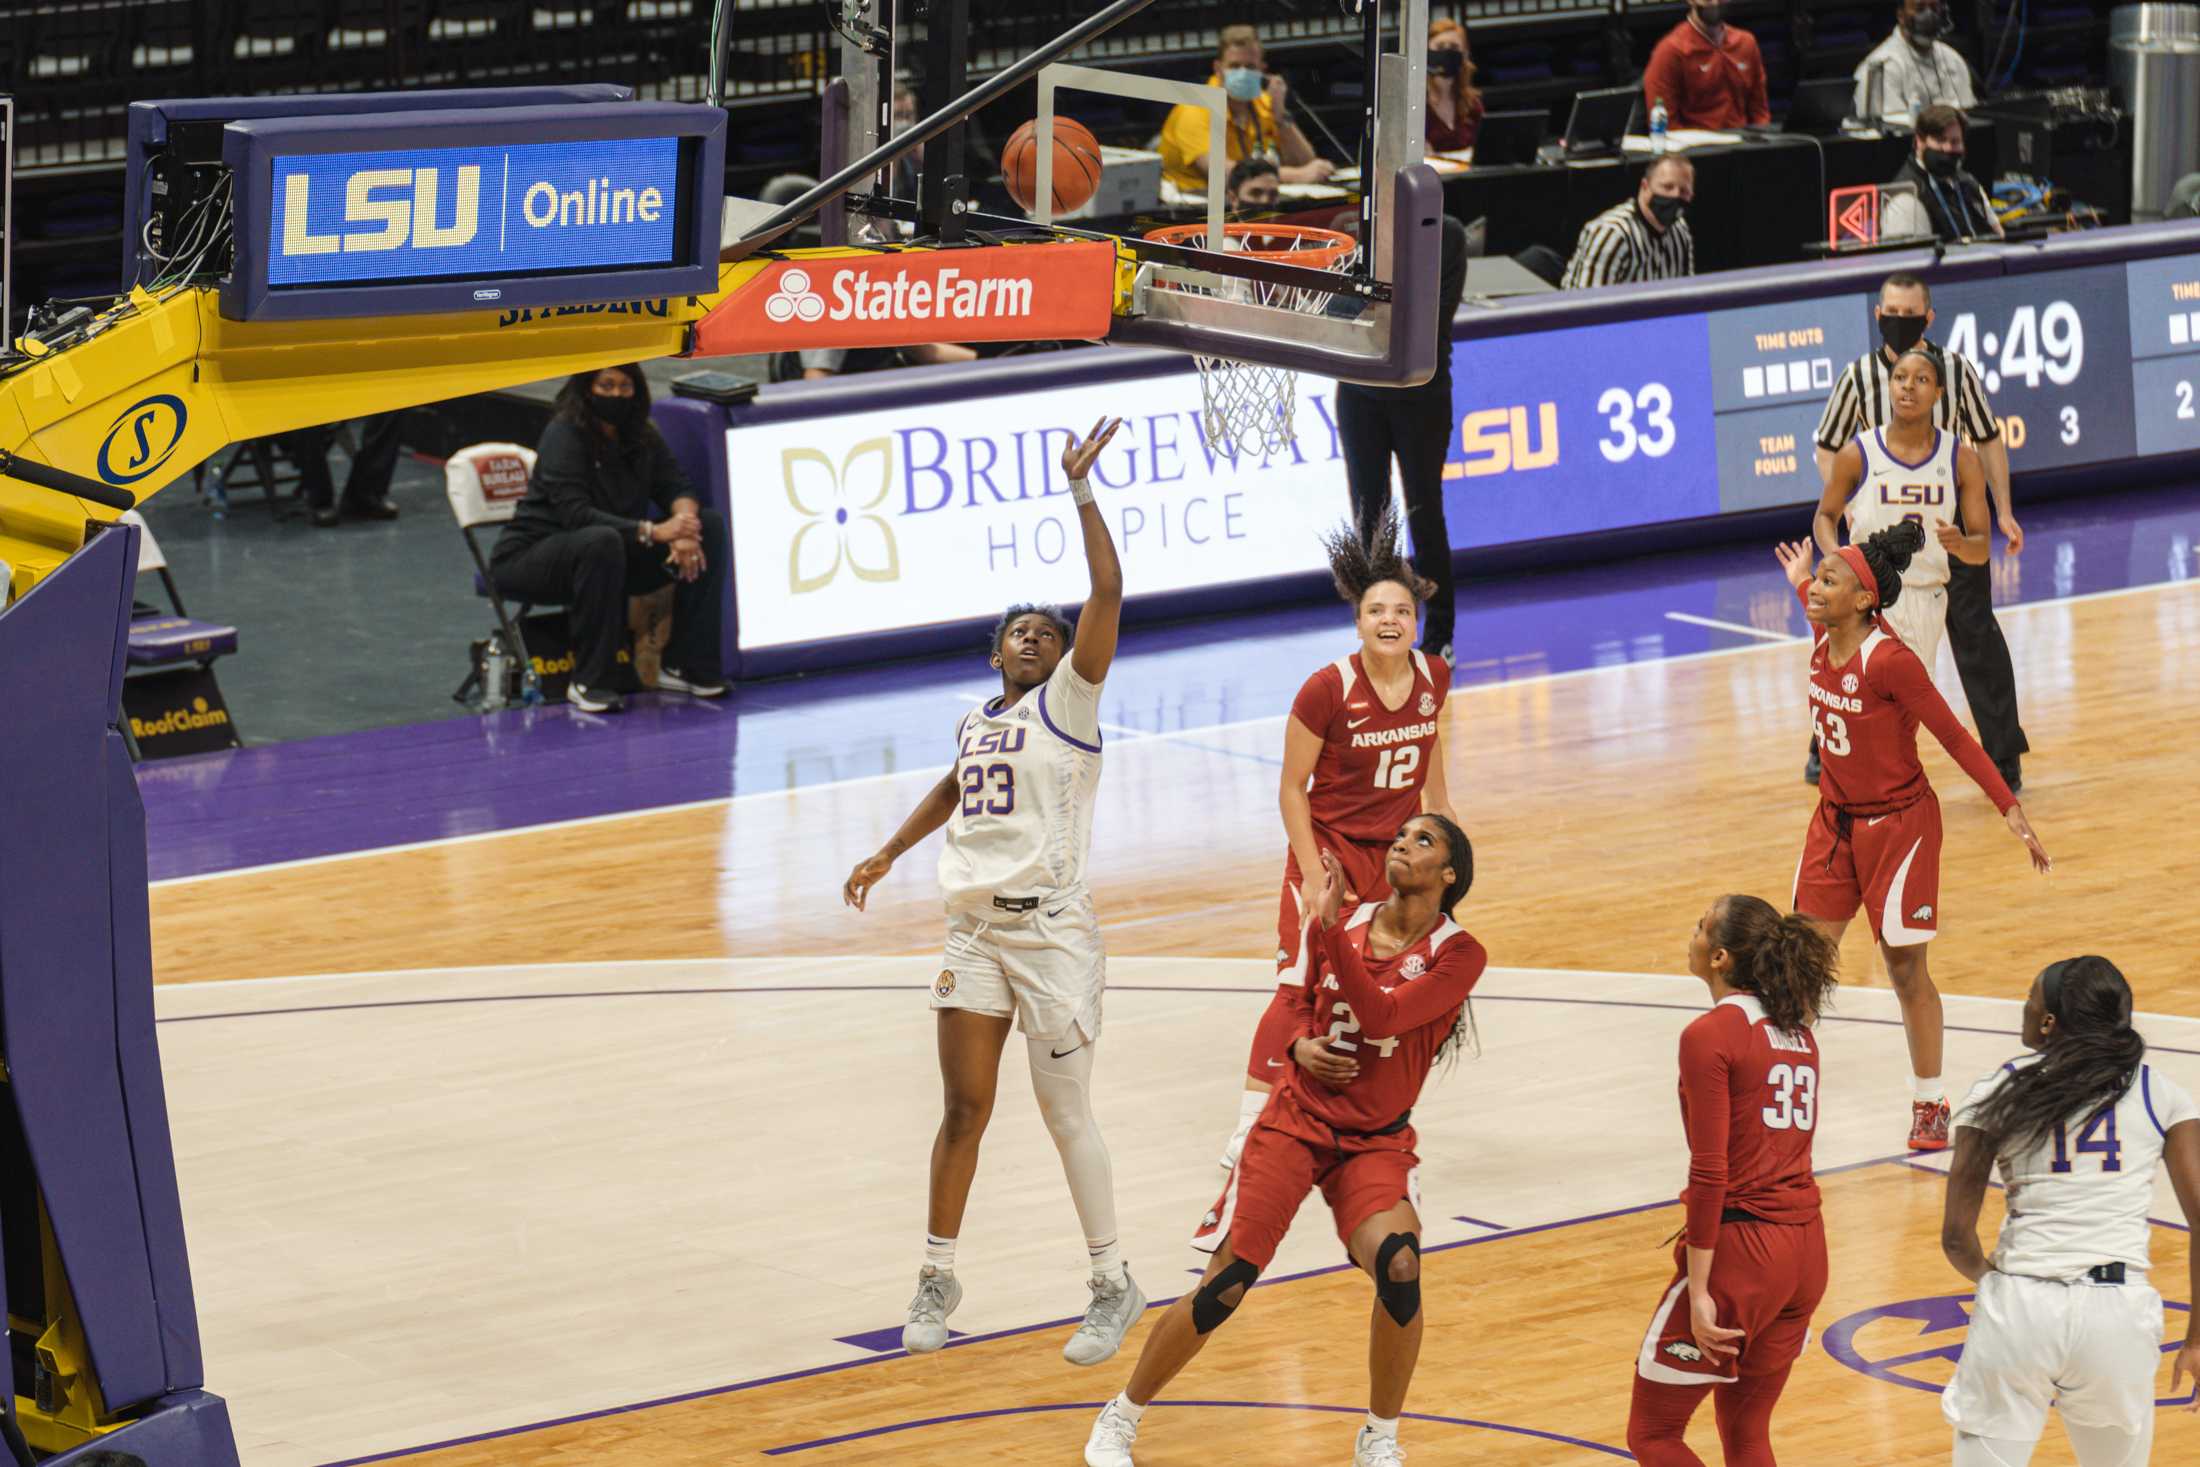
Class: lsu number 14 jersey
1677,995,1823,1248
1846,427,1959,590
937,657,1104,914
1958,1057,2200,1280
1290,652,1451,843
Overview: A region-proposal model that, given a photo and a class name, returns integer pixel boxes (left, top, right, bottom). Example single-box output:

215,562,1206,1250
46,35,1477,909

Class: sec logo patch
1401,954,1427,979
934,970,956,999
1842,673,1859,694
1418,692,1436,716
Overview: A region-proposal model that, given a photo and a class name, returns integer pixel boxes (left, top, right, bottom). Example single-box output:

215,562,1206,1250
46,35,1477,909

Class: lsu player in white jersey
1813,348,1991,675
1941,956,2200,1466
842,417,1146,1370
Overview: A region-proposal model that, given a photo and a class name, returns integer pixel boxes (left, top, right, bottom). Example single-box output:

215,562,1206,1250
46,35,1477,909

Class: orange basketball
1002,116,1103,215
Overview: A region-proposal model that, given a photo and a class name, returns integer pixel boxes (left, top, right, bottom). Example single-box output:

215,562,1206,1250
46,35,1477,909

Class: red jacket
1642,19,1770,130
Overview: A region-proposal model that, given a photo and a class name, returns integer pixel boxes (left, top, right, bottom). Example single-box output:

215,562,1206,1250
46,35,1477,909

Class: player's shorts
1636,1213,1828,1385
1275,832,1394,986
1884,582,1949,673
932,891,1104,1045
1793,789,1942,948
1943,1270,2167,1440
1191,1107,1422,1270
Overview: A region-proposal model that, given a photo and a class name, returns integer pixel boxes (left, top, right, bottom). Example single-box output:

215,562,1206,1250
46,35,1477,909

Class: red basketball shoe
1909,1098,1951,1152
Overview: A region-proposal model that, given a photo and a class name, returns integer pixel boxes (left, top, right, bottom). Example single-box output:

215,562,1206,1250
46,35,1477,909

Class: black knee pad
1374,1232,1421,1326
1190,1258,1260,1334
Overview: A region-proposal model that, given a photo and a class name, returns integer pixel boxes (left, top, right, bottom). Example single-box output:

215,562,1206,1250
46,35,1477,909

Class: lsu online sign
726,371,1355,651
267,136,680,286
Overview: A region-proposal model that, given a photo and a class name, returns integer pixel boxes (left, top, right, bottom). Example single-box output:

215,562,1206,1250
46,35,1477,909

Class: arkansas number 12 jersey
1291,652,1450,843
937,658,1103,914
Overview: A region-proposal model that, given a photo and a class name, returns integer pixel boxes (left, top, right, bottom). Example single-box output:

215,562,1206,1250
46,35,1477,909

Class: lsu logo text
1454,403,1559,478
96,394,189,486
282,166,481,256
1878,481,1946,505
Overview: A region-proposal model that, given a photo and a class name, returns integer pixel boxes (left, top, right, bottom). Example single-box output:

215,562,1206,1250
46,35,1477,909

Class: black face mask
1921,147,1963,177
1646,193,1686,229
1695,3,1724,24
1428,49,1464,77
1878,313,1928,353
592,393,645,431
1907,7,1946,39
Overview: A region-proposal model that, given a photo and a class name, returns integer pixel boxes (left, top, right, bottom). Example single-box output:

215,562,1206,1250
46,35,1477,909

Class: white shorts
1943,1270,2166,1441
931,893,1105,1045
1885,582,1948,672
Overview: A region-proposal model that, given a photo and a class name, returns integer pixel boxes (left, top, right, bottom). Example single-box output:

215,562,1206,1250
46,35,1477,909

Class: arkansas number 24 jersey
1290,651,1451,843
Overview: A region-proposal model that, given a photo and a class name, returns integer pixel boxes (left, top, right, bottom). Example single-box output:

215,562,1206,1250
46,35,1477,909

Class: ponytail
1970,957,2146,1155
1709,895,1840,1033
1857,520,1924,612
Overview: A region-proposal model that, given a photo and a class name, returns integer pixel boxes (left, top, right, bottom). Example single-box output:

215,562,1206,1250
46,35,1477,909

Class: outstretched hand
2005,805,2052,874
1060,417,1124,482
1774,539,1815,591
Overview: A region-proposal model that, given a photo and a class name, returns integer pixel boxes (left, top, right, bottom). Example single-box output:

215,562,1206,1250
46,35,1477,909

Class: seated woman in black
490,365,728,713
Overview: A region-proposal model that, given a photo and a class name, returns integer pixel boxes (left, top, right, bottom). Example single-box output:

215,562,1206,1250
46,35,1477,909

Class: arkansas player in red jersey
1085,816,1483,1467
1774,526,2049,1153
1219,511,1457,1171
1627,894,1842,1467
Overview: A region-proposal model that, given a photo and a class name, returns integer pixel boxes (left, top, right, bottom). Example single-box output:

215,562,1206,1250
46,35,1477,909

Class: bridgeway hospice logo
784,438,899,593
765,268,826,325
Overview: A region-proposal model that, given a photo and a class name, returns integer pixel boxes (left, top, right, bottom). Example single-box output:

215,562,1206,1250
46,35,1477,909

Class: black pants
1944,555,2027,766
489,509,728,689
1337,386,1456,651
276,413,406,510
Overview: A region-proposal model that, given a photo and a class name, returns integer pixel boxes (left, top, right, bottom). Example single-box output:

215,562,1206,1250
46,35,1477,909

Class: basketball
1001,115,1103,215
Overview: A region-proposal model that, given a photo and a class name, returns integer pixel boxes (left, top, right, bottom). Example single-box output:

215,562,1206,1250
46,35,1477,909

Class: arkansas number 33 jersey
1292,652,1451,843
937,658,1103,913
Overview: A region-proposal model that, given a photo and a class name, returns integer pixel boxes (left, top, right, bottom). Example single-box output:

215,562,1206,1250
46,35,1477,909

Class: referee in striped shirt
1560,155,1696,290
1808,270,2028,788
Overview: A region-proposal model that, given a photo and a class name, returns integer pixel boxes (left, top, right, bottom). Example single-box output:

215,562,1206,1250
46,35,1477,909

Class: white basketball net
1157,231,1358,460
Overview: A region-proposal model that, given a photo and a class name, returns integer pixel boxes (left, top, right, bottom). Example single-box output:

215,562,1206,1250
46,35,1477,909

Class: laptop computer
1470,109,1547,167
1562,86,1641,157
1785,77,1855,134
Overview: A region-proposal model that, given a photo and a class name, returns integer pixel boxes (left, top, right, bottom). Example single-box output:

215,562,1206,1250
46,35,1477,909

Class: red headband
1834,545,1880,607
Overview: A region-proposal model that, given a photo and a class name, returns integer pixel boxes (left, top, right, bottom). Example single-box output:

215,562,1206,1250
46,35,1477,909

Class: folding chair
445,442,546,707
119,510,243,757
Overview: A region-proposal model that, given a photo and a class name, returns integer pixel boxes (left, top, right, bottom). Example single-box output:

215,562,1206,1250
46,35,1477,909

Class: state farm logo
785,438,900,593
765,268,826,324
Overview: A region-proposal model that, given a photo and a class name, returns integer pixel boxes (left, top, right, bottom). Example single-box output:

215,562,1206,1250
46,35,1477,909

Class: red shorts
1791,791,1942,948
1191,1104,1421,1270
1275,832,1393,985
1635,1214,1828,1384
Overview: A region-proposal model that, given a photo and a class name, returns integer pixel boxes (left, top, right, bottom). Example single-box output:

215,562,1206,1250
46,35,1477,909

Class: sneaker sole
1908,1137,1950,1152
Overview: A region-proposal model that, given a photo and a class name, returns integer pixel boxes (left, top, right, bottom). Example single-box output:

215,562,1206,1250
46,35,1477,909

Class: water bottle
480,638,508,711
1649,98,1669,153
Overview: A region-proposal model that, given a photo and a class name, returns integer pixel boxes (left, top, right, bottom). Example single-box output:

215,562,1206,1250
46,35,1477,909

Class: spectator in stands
1560,154,1695,289
1424,18,1484,153
1641,0,1770,130
1883,104,2003,241
1226,157,1281,212
1854,0,1977,119
489,365,728,714
278,413,405,528
782,342,978,382
1159,24,1334,202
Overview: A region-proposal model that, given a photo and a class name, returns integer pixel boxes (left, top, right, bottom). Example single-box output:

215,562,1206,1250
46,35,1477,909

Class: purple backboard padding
43,1390,239,1467
122,86,635,291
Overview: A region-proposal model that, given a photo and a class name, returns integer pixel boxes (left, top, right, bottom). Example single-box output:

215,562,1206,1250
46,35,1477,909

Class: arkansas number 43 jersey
937,658,1103,914
1291,652,1451,843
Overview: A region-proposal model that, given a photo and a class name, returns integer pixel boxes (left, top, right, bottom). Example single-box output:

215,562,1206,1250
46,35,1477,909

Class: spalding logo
95,394,189,486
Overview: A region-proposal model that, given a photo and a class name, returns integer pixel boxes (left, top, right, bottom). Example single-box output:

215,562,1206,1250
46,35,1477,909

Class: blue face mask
1222,66,1264,102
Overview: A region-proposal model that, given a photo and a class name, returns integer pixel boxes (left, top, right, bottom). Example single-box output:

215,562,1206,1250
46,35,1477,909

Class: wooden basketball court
146,581,2200,1465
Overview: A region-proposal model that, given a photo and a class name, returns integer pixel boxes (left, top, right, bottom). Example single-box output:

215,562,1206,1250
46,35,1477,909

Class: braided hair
1853,518,1926,613
1320,504,1433,610
1969,957,2146,1156
1411,813,1481,1066
1708,895,1840,1033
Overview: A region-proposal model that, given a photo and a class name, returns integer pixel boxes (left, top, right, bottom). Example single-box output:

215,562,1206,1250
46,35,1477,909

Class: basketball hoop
1141,221,1359,459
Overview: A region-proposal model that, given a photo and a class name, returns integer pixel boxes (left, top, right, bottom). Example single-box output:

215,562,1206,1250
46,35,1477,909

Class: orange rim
1142,221,1358,269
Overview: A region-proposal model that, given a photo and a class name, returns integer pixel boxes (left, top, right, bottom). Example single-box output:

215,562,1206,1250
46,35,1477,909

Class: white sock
1364,1412,1399,1440
924,1234,956,1273
1913,1074,1946,1104
1087,1234,1126,1284
1113,1391,1145,1425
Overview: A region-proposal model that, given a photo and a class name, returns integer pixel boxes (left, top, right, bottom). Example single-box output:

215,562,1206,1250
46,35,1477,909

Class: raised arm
1936,443,1991,565
2166,1118,2200,1405
1814,442,1862,557
1940,1124,1997,1283
1311,858,1487,1035
1064,418,1126,685
842,767,959,910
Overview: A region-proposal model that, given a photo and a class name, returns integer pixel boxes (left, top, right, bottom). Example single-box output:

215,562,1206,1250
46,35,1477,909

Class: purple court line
759,1399,1633,1457
1453,1213,1508,1230
308,1151,1918,1467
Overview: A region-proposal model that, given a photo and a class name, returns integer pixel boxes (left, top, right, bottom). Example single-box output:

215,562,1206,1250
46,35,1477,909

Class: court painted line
1663,610,1802,641
153,572,2199,891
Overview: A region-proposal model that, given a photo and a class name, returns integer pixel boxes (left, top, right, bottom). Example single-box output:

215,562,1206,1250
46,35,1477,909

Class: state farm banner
695,241,1117,355
727,370,1356,651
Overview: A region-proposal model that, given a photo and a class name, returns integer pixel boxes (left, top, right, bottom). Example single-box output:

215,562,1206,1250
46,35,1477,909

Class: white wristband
1069,476,1095,506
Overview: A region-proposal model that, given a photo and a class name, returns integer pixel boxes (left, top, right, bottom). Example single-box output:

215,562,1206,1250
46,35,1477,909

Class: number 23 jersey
938,658,1103,914
1292,651,1450,843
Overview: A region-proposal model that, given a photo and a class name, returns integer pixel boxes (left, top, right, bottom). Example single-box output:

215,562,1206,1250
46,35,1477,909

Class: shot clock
1929,266,2136,470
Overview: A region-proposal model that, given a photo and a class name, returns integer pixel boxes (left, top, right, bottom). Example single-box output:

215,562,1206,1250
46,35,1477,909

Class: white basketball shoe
901,1265,961,1353
1353,1425,1407,1466
1083,1398,1141,1466
1064,1268,1146,1365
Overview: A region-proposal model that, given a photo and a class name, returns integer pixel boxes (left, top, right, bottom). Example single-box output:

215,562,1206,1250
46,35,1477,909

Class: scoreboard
1441,250,2200,546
